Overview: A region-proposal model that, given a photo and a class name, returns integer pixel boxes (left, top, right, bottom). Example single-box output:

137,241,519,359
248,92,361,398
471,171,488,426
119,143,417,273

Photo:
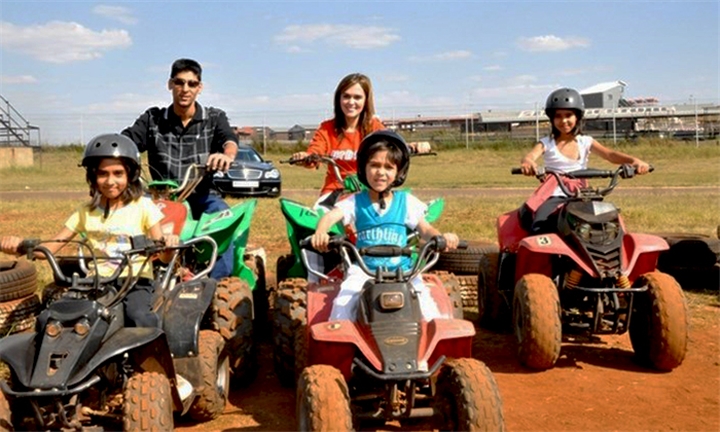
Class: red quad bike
283,236,504,431
483,164,688,371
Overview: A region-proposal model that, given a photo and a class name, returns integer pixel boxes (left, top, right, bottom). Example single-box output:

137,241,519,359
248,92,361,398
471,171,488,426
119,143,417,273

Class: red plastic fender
155,199,187,236
310,320,382,380
497,209,528,253
422,273,455,318
623,233,669,281
418,319,475,367
307,282,341,326
517,234,598,280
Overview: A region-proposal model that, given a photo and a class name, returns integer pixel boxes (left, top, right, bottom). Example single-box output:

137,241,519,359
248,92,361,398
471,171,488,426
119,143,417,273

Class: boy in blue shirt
312,130,459,321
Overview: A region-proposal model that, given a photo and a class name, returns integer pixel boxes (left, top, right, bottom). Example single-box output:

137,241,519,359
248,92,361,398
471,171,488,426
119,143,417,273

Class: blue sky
0,0,717,144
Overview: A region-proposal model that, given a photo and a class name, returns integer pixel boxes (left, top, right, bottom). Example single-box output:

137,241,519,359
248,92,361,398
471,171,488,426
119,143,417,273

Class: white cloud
409,50,473,62
0,20,132,63
92,5,138,25
517,35,590,52
509,75,538,85
1,75,37,84
285,45,305,54
484,65,502,71
275,24,400,50
381,74,410,83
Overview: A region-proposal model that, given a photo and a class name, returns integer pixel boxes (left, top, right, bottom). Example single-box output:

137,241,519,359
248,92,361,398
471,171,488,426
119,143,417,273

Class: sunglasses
171,78,201,88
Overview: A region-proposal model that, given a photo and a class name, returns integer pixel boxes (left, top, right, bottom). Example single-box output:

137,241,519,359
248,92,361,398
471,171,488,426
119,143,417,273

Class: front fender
517,234,598,279
624,233,669,281
162,278,216,357
310,320,381,379
0,333,36,387
419,319,474,366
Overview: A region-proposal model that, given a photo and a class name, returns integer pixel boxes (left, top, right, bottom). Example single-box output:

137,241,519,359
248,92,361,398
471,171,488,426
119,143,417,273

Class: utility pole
693,95,700,148
535,101,539,142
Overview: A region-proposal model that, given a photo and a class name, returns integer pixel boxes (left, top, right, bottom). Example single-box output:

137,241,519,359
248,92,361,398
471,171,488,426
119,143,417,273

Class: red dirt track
170,295,719,432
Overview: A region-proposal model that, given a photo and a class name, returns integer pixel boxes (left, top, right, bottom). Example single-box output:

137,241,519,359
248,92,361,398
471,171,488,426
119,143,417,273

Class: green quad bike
272,154,459,387
146,163,267,385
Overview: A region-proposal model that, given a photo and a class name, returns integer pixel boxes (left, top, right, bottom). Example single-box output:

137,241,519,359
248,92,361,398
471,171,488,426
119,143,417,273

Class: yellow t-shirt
64,196,164,279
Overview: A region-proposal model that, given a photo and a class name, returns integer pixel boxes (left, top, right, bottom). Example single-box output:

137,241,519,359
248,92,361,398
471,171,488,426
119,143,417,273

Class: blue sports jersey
354,190,411,271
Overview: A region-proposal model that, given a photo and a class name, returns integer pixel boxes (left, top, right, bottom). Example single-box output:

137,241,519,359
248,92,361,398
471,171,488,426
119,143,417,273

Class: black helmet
545,88,585,119
82,133,140,167
356,129,411,190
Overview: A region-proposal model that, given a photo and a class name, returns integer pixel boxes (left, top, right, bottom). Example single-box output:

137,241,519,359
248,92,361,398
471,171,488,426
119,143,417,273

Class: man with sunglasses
122,58,239,279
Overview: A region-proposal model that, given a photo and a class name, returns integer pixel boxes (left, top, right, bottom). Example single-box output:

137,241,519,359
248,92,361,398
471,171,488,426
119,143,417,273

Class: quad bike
281,235,504,431
275,154,445,285
0,235,231,431
148,163,266,383
480,164,688,371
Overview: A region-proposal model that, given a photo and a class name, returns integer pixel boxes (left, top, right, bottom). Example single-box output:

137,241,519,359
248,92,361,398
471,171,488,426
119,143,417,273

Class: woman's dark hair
332,73,375,140
85,158,144,214
171,58,202,81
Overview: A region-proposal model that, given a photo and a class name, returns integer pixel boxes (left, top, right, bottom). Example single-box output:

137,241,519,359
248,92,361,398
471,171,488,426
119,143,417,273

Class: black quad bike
0,235,231,431
481,165,688,371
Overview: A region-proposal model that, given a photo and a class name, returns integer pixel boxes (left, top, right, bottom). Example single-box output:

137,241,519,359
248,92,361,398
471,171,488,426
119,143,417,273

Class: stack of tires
0,260,40,336
656,233,720,290
432,241,500,308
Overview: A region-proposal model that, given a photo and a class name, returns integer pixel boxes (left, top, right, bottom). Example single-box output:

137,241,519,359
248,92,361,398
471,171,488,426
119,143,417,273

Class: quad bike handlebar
18,235,218,297
512,164,654,199
299,235,466,282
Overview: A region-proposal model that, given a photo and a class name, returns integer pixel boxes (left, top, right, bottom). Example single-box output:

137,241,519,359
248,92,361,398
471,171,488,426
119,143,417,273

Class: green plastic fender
179,199,258,289
280,198,344,278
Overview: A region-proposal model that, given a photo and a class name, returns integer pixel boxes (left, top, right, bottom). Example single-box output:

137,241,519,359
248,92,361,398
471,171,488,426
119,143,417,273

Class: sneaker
176,374,193,401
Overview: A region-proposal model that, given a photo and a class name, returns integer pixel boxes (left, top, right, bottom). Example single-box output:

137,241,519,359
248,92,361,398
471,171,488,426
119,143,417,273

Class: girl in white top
519,88,650,233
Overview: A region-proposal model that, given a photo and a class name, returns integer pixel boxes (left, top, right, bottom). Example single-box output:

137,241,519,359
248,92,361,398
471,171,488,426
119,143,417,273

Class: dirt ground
173,290,719,432
3,189,717,431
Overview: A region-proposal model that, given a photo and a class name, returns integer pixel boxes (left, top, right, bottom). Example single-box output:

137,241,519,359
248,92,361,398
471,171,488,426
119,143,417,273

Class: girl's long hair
332,73,376,141
85,157,143,215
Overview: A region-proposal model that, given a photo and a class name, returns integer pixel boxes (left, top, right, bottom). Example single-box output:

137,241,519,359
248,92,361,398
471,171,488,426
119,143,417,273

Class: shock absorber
615,274,631,289
565,268,583,289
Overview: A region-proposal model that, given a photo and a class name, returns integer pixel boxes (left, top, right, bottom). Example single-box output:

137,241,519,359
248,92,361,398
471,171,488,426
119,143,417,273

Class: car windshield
235,147,263,163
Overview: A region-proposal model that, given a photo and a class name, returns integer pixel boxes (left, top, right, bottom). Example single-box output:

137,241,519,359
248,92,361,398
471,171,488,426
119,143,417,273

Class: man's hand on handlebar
207,153,234,172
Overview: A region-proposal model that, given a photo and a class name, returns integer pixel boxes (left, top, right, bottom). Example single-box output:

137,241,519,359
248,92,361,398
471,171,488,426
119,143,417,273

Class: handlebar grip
511,168,522,175
17,239,40,256
458,240,468,249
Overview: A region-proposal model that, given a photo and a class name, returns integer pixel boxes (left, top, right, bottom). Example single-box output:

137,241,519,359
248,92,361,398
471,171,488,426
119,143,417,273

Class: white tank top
540,135,593,196
541,135,592,172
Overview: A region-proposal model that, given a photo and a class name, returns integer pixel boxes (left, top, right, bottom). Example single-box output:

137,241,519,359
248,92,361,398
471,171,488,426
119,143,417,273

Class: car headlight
264,169,280,179
213,171,225,178
380,292,404,310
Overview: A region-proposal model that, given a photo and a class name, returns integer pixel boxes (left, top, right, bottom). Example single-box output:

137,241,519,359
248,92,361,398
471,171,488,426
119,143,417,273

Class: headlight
74,319,91,337
213,171,225,178
264,169,280,179
576,223,592,241
46,321,62,338
380,292,404,310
